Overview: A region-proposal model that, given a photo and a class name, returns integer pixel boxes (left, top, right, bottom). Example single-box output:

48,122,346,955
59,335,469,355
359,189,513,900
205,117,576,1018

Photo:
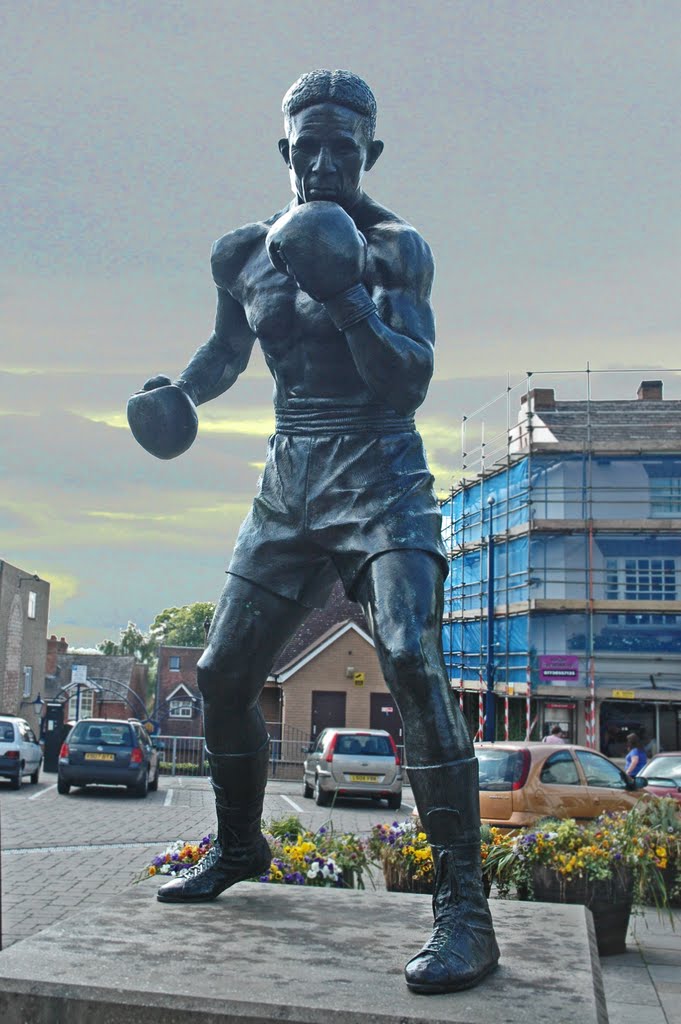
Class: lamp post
484,496,496,742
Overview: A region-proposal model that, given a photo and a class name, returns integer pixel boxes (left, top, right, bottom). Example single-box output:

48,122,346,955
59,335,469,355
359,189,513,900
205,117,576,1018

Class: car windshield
477,749,526,791
641,756,681,780
335,734,393,756
70,723,133,746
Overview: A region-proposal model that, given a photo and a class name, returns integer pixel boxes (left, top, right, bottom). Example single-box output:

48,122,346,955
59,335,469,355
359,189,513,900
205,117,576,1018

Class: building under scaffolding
441,373,681,753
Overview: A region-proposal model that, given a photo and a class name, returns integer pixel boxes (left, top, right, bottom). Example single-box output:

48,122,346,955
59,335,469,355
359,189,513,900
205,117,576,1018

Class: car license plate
84,753,115,761
350,774,376,783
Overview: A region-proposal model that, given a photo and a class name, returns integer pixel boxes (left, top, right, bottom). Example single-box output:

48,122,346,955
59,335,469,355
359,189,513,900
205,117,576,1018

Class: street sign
353,672,365,686
612,690,636,700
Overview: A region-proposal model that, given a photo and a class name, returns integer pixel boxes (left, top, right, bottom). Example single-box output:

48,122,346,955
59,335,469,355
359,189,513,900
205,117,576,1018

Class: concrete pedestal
0,883,607,1024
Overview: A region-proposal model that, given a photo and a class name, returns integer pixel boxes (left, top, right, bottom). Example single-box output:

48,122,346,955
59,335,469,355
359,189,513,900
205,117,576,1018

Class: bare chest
235,244,338,350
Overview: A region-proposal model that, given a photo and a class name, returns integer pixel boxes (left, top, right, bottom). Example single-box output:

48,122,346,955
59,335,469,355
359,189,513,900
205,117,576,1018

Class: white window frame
650,477,681,517
606,556,678,625
169,699,193,718
68,688,94,721
168,656,181,671
27,591,37,619
22,666,33,698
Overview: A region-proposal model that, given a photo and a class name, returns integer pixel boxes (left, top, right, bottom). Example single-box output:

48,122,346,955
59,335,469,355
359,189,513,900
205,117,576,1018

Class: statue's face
279,103,383,209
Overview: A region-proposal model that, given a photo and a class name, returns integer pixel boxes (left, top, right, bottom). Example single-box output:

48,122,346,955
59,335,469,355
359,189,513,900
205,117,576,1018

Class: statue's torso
213,196,413,411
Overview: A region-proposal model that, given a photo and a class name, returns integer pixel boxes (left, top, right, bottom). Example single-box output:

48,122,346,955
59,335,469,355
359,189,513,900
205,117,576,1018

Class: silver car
0,715,42,789
303,728,402,809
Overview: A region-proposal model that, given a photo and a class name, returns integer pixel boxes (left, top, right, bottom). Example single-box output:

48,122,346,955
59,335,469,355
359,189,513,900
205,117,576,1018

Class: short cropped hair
282,69,377,138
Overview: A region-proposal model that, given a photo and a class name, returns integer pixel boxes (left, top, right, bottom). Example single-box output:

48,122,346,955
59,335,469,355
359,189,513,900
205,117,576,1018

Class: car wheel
130,770,149,798
30,763,41,785
303,777,313,799
10,769,22,790
148,765,159,792
57,777,70,795
314,775,331,807
387,793,402,811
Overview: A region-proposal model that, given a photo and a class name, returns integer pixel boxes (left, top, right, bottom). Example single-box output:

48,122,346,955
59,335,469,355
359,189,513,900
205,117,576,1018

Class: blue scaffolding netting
442,453,681,687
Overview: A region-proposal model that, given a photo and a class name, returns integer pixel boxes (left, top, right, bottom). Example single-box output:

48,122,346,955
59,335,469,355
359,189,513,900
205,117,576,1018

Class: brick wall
281,626,390,737
0,561,50,733
157,645,203,736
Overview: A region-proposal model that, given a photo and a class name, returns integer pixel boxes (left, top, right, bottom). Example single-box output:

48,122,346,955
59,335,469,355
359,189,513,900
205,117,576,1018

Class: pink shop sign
538,655,580,683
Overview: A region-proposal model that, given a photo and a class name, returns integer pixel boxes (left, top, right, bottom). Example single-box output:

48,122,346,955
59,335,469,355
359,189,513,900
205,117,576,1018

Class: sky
2,0,680,647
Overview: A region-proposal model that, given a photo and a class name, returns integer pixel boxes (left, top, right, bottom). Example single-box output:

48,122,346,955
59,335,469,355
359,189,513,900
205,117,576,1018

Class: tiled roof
272,582,368,673
55,653,137,685
537,400,681,448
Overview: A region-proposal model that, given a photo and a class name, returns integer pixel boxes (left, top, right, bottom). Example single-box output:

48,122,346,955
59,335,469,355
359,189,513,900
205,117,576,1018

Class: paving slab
0,884,606,1024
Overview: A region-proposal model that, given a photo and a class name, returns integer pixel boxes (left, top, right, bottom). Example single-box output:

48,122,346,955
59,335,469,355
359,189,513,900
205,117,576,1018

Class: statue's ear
278,138,291,165
365,140,384,172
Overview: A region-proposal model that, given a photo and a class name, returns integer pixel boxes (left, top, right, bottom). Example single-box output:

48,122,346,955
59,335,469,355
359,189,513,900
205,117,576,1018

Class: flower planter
382,861,434,894
530,865,634,957
382,860,492,897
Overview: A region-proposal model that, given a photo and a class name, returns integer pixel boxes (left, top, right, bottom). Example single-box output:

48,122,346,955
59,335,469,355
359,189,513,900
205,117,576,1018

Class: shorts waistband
274,407,415,436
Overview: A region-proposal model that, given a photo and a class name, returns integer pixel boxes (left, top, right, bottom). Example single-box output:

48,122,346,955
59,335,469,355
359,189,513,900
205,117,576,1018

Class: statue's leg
157,573,309,903
354,550,499,993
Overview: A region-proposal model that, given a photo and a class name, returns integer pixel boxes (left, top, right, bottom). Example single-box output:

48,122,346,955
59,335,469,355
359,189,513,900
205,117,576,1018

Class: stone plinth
0,884,607,1024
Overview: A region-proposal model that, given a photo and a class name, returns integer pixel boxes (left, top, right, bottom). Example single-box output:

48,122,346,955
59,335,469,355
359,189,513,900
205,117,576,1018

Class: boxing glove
127,383,198,460
266,201,377,331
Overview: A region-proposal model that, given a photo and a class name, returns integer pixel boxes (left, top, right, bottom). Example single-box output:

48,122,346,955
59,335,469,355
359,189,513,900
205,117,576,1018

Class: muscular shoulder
210,206,288,290
358,198,434,295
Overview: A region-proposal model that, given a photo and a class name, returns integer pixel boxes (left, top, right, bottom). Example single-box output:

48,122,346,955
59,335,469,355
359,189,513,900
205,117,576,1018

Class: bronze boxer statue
130,69,499,994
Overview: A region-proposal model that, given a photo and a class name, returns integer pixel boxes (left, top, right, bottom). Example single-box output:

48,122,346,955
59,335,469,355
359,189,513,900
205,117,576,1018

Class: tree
98,621,156,664
150,602,216,648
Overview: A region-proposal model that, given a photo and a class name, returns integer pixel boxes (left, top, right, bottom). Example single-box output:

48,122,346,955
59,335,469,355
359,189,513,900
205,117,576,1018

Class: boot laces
180,843,223,880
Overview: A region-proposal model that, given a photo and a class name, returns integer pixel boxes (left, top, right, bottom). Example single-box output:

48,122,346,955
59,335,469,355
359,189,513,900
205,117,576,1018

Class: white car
0,715,42,789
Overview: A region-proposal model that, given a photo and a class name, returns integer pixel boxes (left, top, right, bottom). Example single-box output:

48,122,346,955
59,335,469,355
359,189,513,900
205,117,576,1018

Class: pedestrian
624,732,648,777
543,725,566,745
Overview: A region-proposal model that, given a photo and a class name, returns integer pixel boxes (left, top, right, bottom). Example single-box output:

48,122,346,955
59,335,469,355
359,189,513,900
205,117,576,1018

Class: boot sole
157,889,224,904
406,956,499,994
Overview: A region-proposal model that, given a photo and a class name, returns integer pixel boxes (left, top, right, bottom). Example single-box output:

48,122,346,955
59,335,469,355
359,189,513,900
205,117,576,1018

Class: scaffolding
441,367,681,747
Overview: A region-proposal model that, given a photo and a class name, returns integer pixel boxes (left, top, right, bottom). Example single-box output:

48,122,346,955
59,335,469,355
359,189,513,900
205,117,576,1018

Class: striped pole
478,689,485,740
504,697,510,740
525,695,531,740
459,678,464,711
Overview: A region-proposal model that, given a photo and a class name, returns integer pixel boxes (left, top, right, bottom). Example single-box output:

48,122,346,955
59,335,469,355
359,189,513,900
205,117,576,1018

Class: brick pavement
0,772,399,948
1,772,679,1022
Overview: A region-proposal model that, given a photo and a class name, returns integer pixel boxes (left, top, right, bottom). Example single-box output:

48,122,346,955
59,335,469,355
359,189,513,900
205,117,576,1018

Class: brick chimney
45,634,68,676
520,388,556,411
637,380,663,401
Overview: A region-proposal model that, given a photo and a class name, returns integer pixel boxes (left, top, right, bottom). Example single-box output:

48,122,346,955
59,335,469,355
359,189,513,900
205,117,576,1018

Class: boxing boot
157,742,271,903
404,758,500,993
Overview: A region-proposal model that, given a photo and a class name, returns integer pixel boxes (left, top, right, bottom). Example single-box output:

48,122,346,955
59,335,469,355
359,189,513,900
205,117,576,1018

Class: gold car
475,741,651,828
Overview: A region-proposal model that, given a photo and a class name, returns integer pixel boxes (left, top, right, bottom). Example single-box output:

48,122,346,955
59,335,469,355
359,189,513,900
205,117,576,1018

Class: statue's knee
197,654,257,713
196,661,222,703
385,633,426,680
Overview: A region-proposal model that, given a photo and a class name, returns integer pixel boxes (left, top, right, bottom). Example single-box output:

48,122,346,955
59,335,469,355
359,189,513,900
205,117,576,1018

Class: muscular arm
343,227,435,416
176,285,256,407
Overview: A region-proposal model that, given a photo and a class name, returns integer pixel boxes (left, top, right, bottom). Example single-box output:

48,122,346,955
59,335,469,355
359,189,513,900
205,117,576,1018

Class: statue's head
279,69,384,209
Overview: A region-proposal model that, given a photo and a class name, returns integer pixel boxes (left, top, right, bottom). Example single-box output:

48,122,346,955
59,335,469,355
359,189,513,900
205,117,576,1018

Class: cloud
33,570,79,610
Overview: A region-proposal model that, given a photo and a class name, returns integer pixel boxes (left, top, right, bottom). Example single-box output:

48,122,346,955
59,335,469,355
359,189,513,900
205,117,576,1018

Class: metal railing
156,723,313,781
156,726,406,782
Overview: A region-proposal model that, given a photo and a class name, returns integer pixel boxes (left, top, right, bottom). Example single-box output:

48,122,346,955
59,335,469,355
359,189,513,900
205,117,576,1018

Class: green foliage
268,815,305,840
98,621,156,664
150,602,216,648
